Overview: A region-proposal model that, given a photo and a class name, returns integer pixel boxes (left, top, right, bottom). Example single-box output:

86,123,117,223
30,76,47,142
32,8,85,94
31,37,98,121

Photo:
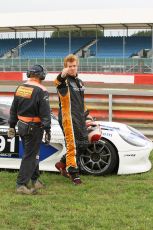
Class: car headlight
118,125,150,147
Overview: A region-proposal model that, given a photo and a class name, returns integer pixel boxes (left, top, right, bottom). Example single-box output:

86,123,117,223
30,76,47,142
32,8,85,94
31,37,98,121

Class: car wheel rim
80,140,112,174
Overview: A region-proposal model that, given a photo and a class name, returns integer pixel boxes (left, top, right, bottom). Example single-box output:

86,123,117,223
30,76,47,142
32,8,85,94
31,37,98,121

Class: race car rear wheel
79,139,118,175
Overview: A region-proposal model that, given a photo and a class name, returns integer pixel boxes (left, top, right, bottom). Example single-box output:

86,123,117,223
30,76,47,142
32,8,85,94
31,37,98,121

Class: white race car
0,99,152,175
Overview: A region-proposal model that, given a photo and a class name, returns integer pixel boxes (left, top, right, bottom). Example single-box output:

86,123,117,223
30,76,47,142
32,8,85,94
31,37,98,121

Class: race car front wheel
79,139,118,176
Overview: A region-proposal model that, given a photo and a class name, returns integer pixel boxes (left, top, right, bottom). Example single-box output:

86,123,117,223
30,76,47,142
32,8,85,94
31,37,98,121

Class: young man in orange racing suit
54,54,89,185
8,65,51,195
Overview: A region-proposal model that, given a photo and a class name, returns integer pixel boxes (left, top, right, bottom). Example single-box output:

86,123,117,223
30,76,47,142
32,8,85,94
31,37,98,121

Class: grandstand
0,36,152,59
0,36,152,73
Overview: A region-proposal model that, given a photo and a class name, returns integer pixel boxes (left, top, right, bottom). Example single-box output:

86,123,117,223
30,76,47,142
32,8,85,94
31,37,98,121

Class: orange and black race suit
54,73,88,170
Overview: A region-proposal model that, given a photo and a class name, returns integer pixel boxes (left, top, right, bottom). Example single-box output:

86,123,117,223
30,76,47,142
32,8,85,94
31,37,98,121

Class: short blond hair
64,54,79,68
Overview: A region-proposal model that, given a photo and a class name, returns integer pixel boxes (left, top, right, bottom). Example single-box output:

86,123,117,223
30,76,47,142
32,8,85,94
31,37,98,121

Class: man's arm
54,68,70,96
39,90,51,131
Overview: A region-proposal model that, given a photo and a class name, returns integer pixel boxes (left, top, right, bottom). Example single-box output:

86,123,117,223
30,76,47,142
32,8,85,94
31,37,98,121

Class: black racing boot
67,166,82,185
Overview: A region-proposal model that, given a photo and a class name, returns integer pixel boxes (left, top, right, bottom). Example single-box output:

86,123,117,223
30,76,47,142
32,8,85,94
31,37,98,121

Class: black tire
79,139,118,176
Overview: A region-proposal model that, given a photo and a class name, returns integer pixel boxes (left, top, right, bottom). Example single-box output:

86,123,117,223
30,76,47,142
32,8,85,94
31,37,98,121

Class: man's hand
7,128,16,139
45,130,51,145
61,68,69,78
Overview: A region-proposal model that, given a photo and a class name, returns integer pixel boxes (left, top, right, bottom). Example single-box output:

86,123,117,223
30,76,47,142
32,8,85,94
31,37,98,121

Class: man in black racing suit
8,65,51,194
54,54,89,185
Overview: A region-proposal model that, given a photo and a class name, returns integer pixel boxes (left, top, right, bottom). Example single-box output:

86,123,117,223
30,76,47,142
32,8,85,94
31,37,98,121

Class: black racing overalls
9,79,51,186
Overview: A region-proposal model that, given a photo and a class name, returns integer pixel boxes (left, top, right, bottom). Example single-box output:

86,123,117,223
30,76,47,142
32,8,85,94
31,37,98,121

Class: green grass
1,154,153,230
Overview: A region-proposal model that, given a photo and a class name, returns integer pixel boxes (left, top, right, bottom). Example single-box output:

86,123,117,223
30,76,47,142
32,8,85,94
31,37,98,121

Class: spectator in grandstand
8,65,51,195
54,54,90,185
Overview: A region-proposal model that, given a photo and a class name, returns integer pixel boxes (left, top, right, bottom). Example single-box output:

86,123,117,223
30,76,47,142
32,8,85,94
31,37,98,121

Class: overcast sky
0,0,152,37
0,0,153,13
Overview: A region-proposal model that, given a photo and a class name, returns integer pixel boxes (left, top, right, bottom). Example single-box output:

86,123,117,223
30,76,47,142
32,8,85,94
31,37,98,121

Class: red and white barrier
0,72,153,84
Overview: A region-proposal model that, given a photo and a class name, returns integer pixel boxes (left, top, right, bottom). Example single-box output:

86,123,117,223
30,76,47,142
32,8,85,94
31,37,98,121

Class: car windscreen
0,104,10,125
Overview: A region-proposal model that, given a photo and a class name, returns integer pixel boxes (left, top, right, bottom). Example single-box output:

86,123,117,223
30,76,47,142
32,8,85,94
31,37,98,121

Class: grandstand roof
0,8,153,32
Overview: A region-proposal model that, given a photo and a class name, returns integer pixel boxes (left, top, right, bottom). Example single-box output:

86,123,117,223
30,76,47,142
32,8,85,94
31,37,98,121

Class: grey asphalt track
1,80,153,92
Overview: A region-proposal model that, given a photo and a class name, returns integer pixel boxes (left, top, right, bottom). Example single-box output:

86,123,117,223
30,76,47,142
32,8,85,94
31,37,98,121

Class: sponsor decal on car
103,132,112,137
124,154,136,157
0,135,19,158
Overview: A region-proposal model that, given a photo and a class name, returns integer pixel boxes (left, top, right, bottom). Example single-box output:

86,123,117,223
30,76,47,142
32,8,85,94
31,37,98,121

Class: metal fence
0,57,153,73
1,83,153,138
